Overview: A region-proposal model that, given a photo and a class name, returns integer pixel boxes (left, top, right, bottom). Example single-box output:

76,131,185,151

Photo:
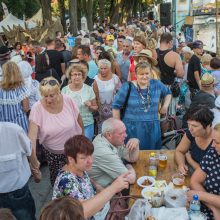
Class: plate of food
141,187,161,200
137,176,155,188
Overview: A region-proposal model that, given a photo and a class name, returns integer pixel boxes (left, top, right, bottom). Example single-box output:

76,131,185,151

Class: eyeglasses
118,29,125,32
41,79,59,86
71,72,83,77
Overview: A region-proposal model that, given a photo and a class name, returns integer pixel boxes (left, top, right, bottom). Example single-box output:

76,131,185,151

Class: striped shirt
0,86,29,133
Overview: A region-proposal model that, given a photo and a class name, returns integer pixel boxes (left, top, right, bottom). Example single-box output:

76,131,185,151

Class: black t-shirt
187,54,201,89
35,68,61,84
61,50,72,68
46,50,64,79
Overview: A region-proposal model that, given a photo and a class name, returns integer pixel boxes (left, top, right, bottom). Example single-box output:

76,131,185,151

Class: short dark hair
55,39,64,49
55,31,61,36
64,135,94,163
109,25,116,31
186,105,214,128
210,57,220,69
45,37,55,45
117,35,126,40
160,33,173,44
78,45,91,56
14,42,22,49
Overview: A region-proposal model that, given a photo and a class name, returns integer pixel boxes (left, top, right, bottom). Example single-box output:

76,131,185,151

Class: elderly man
88,118,139,188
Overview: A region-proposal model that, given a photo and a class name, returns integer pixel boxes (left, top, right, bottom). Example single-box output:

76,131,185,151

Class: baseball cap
106,35,115,41
192,40,204,49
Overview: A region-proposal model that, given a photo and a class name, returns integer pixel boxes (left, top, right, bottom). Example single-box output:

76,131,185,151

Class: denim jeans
0,183,36,220
84,123,94,141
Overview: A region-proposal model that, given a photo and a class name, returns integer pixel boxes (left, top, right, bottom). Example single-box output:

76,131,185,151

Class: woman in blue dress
0,61,29,133
112,61,171,150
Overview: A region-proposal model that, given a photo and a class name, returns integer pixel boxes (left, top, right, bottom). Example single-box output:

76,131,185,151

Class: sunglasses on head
41,79,59,86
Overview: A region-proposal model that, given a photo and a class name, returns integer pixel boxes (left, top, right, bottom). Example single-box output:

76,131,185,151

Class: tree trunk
40,0,52,26
87,0,93,31
69,0,78,36
99,0,105,22
77,0,81,30
58,0,66,33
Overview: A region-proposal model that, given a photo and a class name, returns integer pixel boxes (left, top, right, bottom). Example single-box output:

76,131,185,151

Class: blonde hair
214,123,220,131
39,76,60,97
1,61,24,90
66,64,87,80
135,61,152,73
201,54,212,66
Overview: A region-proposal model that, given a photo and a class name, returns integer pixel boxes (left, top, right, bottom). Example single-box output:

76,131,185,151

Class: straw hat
201,73,214,87
133,49,158,66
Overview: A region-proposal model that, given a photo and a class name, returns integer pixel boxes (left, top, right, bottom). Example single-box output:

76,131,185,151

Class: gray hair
123,39,132,46
97,59,111,68
101,118,121,135
81,38,91,46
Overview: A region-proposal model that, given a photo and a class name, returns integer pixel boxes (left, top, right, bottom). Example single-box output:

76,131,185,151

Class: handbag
120,82,132,120
105,194,142,220
170,81,180,98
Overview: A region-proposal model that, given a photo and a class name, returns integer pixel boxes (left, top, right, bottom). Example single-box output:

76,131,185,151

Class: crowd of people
0,18,220,220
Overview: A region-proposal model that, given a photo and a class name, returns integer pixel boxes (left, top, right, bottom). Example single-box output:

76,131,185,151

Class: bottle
189,195,201,214
149,152,157,177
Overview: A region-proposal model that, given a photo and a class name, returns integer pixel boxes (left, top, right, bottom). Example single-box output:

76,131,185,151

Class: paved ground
29,165,52,219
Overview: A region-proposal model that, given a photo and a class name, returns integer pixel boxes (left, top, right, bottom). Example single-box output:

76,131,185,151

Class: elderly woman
53,135,129,220
0,61,29,132
62,64,98,141
29,77,83,185
175,105,214,175
112,62,172,150
93,59,121,131
187,123,220,220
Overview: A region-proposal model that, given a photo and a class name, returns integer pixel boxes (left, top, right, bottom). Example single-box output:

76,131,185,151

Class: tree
69,0,77,35
39,0,52,26
58,0,66,32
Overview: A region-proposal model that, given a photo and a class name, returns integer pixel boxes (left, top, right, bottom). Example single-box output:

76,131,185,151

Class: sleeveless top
156,49,175,85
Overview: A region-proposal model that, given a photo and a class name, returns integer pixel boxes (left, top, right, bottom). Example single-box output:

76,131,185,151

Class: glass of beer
158,153,167,168
172,172,185,188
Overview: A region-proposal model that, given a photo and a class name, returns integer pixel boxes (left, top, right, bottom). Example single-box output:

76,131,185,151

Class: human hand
160,105,168,115
178,164,188,175
187,190,200,202
111,172,130,193
84,101,92,108
125,138,139,151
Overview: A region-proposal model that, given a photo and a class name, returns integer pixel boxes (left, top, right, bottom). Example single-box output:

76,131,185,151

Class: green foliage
0,0,40,19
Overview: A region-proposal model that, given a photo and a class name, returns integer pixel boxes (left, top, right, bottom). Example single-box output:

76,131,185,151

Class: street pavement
29,165,52,219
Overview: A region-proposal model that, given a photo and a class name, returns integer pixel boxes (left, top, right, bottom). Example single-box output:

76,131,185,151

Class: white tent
0,13,25,32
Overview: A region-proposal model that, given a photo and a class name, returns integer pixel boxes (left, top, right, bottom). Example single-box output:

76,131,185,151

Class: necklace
137,82,151,112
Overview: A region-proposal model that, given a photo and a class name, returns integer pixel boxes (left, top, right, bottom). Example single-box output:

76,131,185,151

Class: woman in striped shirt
0,61,29,133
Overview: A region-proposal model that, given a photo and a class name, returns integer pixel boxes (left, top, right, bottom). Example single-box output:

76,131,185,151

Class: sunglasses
41,79,59,86
118,29,125,32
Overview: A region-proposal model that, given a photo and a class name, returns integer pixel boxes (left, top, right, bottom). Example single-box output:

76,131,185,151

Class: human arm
28,121,41,182
61,62,65,75
174,53,184,78
77,114,84,135
160,94,172,115
194,70,201,89
84,98,98,112
90,178,104,193
174,133,191,175
113,61,122,80
22,97,30,113
123,138,139,162
185,151,200,170
82,172,129,218
112,109,120,119
92,80,100,109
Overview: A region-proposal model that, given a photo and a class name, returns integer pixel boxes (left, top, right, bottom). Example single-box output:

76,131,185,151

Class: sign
185,27,193,42
67,37,76,47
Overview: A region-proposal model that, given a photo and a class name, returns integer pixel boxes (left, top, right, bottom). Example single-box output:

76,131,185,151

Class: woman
112,61,171,150
175,106,214,175
40,197,84,220
0,61,29,133
10,42,24,58
62,64,98,141
18,61,41,109
53,135,129,220
93,59,121,131
187,123,220,220
35,53,61,83
29,77,83,185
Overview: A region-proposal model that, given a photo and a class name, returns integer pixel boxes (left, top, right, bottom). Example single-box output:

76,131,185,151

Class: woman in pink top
28,77,83,185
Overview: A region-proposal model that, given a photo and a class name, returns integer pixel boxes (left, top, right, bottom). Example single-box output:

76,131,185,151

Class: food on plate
144,191,160,198
154,180,167,190
142,179,152,186
146,216,155,220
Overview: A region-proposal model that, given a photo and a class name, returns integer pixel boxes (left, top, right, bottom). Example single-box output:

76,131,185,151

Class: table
130,150,190,197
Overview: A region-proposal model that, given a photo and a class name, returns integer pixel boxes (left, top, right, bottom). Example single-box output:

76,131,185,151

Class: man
116,39,133,83
77,45,99,79
45,37,65,80
0,122,36,220
117,35,126,53
55,38,72,68
157,32,184,115
157,32,184,85
55,31,62,39
88,118,139,187
187,40,204,98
